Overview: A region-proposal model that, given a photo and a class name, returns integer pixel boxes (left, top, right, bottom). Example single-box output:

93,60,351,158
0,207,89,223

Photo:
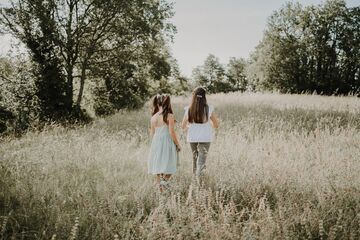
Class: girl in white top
181,87,219,178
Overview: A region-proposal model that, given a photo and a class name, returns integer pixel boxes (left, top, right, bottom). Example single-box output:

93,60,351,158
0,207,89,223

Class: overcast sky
0,0,358,77
170,0,359,76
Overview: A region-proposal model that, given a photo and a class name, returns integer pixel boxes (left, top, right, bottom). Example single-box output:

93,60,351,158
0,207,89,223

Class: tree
226,57,248,92
192,54,229,93
91,38,170,115
248,0,360,94
246,42,269,91
90,37,190,116
0,55,38,134
167,57,190,95
0,102,14,134
0,58,15,133
192,54,249,93
0,0,175,120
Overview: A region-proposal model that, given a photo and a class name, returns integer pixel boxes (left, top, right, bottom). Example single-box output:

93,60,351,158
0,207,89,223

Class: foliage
0,58,15,133
92,44,189,116
226,57,248,92
0,102,14,134
192,54,248,93
248,0,360,94
0,0,176,121
157,55,190,96
192,54,227,93
0,56,39,134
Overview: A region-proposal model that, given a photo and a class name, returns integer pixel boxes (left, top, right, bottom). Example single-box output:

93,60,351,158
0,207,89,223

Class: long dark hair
151,93,173,124
188,87,209,123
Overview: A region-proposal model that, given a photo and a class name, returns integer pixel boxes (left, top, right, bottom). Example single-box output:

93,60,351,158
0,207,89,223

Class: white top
184,105,214,143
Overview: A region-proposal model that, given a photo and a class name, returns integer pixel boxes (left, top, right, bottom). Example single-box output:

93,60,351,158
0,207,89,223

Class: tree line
192,54,247,94
193,0,359,95
0,0,359,134
0,0,188,134
248,0,360,94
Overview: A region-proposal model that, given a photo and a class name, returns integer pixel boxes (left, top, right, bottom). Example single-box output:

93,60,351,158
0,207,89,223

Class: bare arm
210,112,219,129
168,114,181,148
181,113,188,129
149,120,155,137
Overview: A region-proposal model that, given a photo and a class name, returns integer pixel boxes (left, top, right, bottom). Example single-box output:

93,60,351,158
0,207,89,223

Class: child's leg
196,143,210,177
163,174,172,181
159,174,171,191
156,174,161,184
190,143,199,174
156,174,163,192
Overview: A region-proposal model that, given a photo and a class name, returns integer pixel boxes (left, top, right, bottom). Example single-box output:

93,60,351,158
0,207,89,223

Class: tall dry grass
1,92,360,239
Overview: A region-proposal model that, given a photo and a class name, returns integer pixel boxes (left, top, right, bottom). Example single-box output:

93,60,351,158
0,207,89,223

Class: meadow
1,92,360,239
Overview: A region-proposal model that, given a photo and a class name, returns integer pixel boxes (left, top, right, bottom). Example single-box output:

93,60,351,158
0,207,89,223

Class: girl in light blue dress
148,94,180,191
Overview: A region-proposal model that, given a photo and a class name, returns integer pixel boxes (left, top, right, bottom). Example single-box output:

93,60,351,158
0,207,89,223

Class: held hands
176,144,181,152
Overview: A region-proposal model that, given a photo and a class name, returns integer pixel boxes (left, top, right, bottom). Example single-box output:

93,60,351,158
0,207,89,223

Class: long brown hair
188,87,209,123
151,93,173,124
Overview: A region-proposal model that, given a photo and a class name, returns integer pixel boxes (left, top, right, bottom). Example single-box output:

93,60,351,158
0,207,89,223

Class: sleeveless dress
148,125,178,174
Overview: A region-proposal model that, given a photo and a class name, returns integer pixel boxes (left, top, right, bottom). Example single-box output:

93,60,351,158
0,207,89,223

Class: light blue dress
148,125,178,174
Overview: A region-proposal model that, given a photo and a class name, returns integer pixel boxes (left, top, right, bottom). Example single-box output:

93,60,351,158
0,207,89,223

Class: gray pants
190,142,210,176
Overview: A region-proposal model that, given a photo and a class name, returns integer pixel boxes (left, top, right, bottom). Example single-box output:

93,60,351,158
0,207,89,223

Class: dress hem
148,172,176,175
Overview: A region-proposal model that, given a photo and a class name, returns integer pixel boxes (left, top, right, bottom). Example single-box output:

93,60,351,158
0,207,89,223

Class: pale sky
170,0,359,76
1,0,359,77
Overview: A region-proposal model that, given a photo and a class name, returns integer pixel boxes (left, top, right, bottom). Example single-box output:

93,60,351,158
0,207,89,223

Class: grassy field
1,92,360,239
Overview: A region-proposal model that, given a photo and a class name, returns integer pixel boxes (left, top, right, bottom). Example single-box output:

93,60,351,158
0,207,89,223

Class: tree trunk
66,65,74,111
76,59,88,110
65,0,75,113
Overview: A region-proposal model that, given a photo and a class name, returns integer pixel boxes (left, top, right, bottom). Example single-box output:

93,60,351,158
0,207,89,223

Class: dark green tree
91,35,178,115
0,97,14,134
248,0,360,94
0,58,12,134
0,55,38,134
0,0,176,120
0,58,15,133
